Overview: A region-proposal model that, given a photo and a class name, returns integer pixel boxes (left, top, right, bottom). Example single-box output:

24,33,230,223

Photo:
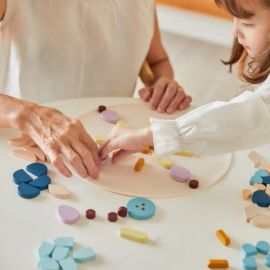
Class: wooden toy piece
52,246,70,261
175,151,194,157
8,136,31,147
249,175,263,186
189,179,199,189
73,247,96,263
253,183,266,191
97,105,106,113
250,214,270,228
107,212,118,222
252,190,270,207
159,158,173,169
207,259,229,268
13,149,37,162
24,146,46,162
262,176,270,185
134,158,145,172
241,243,258,257
59,257,77,270
256,240,269,254
265,254,270,268
120,227,149,243
95,136,105,145
118,206,128,217
39,257,60,270
216,229,230,246
58,205,80,225
127,197,156,220
49,184,70,199
170,165,191,183
263,163,270,174
248,150,262,168
242,189,252,200
29,175,51,190
266,184,270,196
244,205,260,222
141,146,151,154
18,183,40,199
116,120,129,128
13,169,33,185
242,257,257,270
255,169,268,177
101,110,119,124
26,162,48,176
85,209,96,219
53,237,74,250
151,152,173,169
38,242,55,258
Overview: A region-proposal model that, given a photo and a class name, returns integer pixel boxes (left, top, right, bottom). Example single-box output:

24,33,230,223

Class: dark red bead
118,206,128,217
189,179,199,189
108,212,118,222
98,105,106,113
86,209,96,219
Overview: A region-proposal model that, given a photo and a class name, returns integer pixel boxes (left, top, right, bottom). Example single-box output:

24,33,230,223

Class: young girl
0,0,191,178
100,0,270,162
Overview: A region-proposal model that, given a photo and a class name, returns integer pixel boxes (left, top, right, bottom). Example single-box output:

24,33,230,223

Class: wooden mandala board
78,103,232,198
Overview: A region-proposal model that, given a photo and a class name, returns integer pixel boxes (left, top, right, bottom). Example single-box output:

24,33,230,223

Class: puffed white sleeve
150,75,270,157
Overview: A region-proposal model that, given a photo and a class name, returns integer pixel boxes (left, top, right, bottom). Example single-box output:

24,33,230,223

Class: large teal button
127,197,156,220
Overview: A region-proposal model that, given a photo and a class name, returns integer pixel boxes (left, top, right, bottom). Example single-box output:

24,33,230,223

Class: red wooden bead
108,212,118,222
86,209,96,219
118,206,128,217
98,105,106,113
189,179,199,189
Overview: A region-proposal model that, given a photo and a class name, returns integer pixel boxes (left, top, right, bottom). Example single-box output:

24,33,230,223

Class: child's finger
112,149,137,163
157,84,177,113
100,140,119,160
166,90,186,114
178,95,192,110
150,80,168,110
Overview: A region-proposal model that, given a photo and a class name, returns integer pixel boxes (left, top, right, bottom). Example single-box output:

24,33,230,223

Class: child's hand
99,126,153,163
139,77,192,114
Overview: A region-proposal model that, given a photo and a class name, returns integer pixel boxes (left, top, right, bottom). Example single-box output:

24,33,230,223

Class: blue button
127,197,155,220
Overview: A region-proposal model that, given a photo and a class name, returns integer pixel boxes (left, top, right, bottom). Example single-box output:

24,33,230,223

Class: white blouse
151,74,270,156
0,0,155,103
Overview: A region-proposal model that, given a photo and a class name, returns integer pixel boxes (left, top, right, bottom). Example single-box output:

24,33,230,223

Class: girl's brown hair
215,0,270,84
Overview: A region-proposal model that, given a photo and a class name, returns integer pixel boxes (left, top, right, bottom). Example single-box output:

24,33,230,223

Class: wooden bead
118,206,128,217
97,105,106,113
134,158,145,172
189,179,199,189
108,212,118,222
86,209,96,219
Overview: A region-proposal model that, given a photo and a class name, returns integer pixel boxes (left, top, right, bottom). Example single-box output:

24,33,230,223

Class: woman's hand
20,104,100,179
99,126,153,163
139,77,192,114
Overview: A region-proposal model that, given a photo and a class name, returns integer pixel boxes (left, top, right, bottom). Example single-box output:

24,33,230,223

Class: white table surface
1,97,269,270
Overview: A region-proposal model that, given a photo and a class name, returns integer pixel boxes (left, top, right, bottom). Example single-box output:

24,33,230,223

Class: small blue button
127,197,156,220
